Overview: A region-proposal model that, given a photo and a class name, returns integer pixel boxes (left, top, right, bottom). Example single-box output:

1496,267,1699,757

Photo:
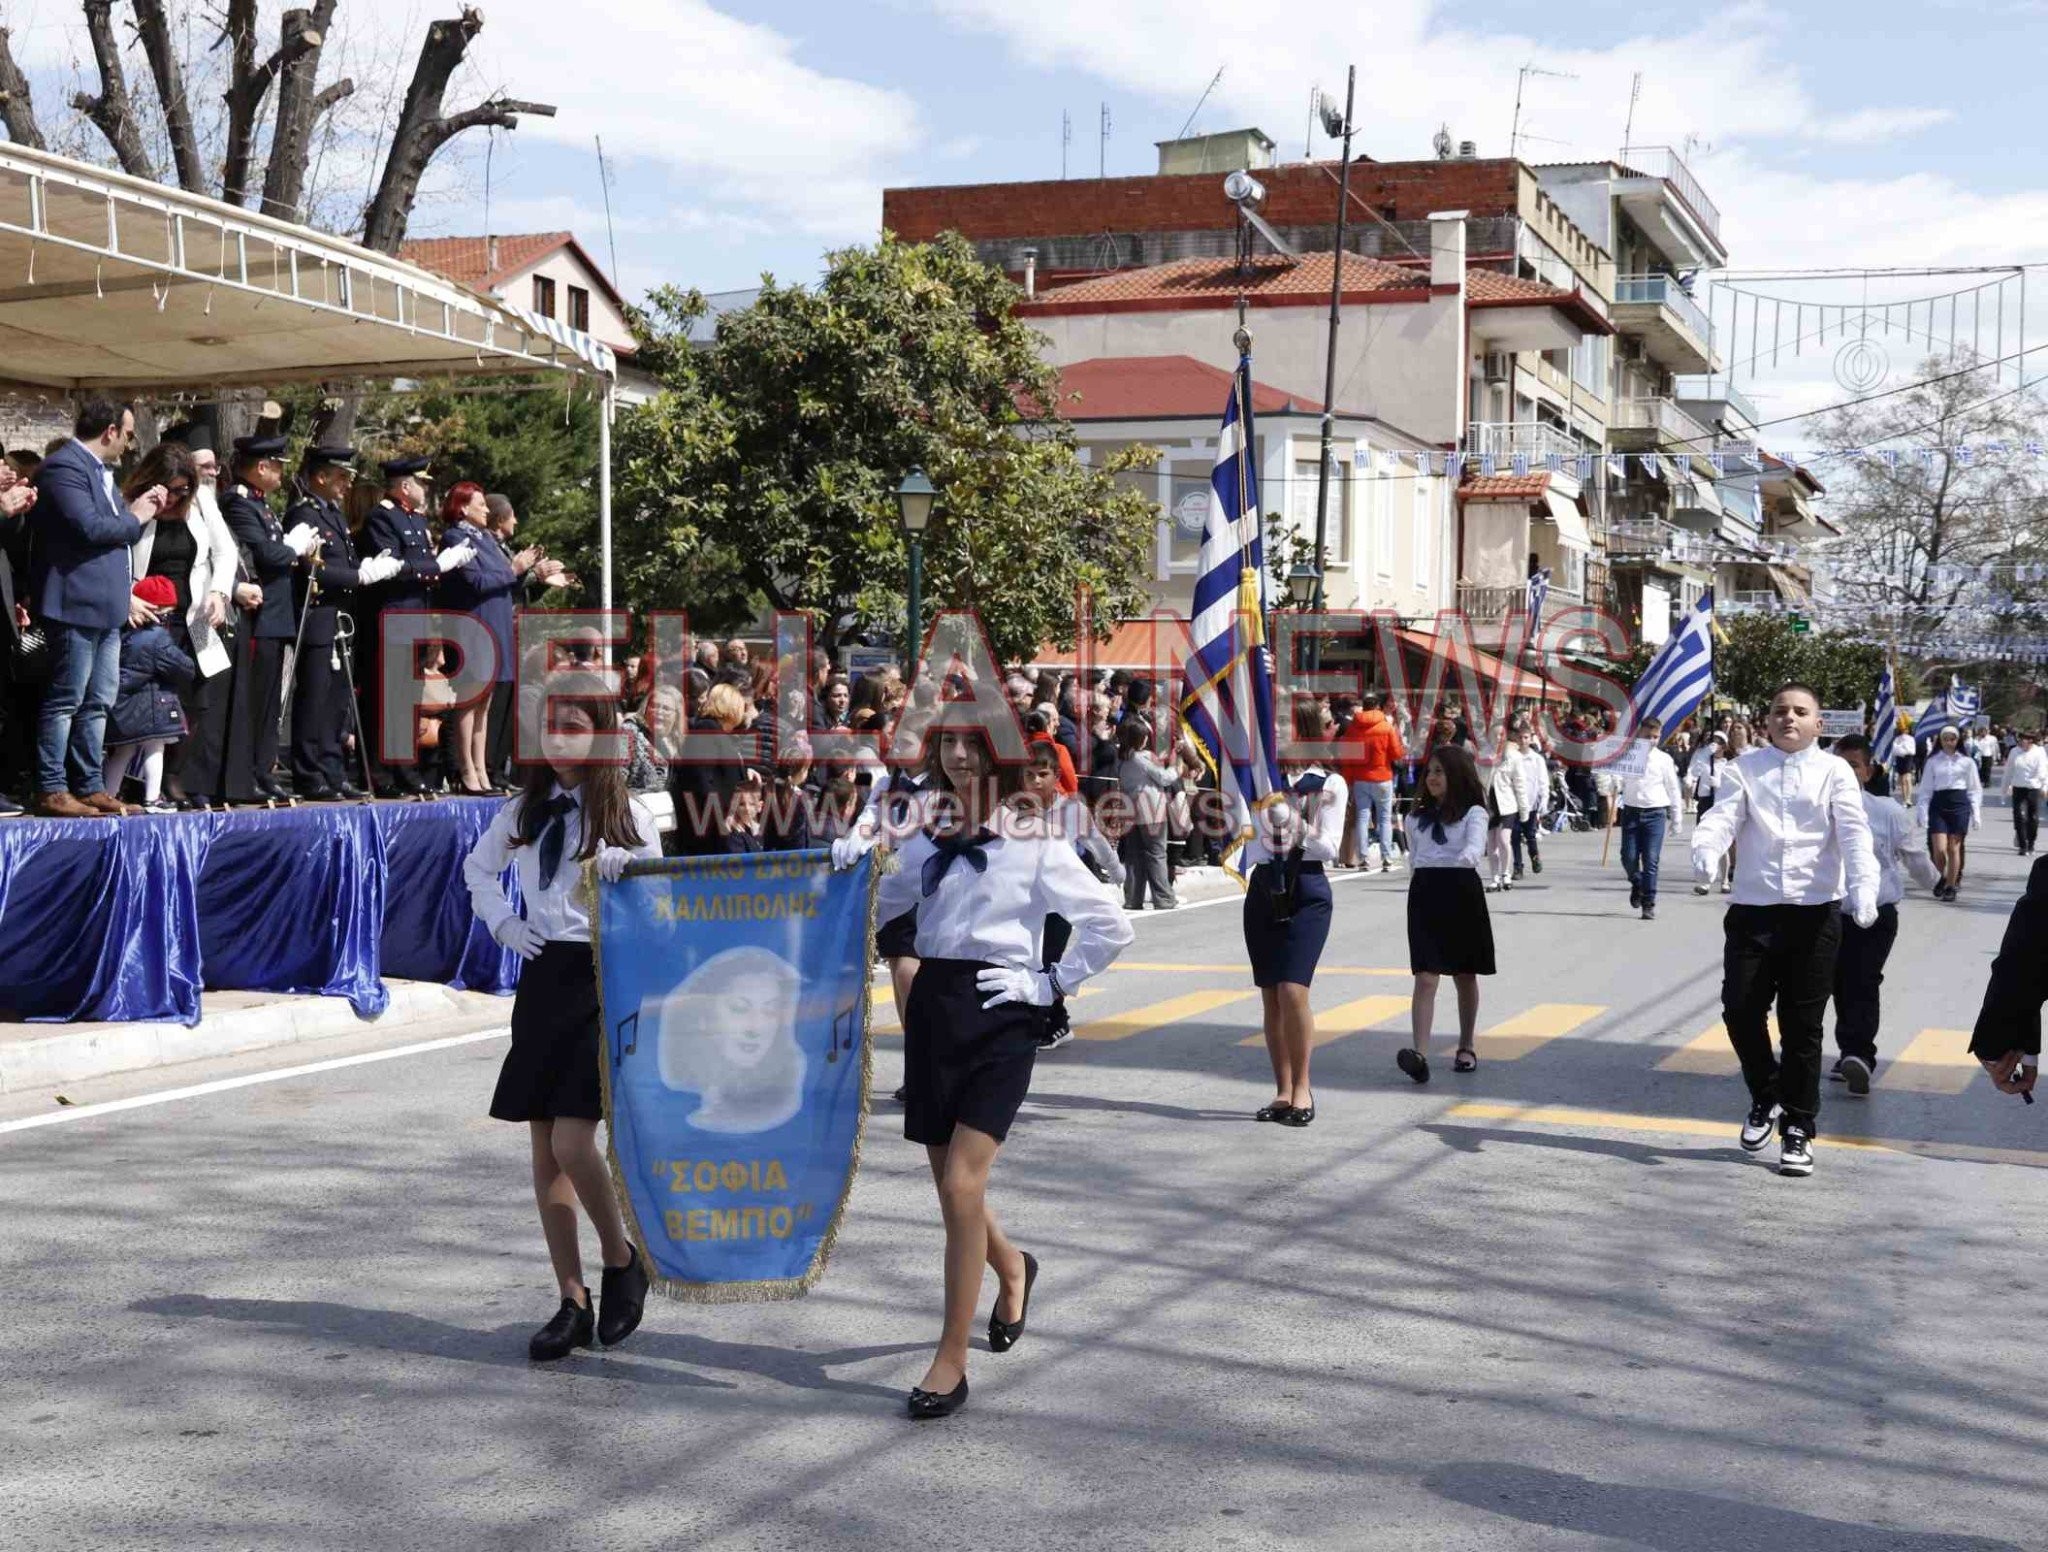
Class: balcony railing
1673,375,1758,426
1614,274,1713,346
1603,519,1684,562
1610,395,1713,452
1467,421,1587,465
1456,579,1583,621
1618,145,1722,244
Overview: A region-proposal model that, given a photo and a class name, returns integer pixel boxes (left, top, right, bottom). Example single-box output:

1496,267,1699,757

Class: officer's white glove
595,846,637,883
436,542,477,572
830,826,878,871
976,966,1056,1009
284,522,319,557
492,915,545,961
356,554,404,585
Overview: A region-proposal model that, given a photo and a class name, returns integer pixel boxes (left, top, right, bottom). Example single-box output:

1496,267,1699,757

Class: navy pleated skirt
1243,862,1334,987
901,958,1042,1146
490,940,603,1122
1928,789,1973,837
1407,867,1496,976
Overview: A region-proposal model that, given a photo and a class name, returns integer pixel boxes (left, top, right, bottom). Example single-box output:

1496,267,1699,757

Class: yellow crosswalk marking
1237,994,1413,1049
1877,1028,1979,1094
1480,1003,1605,1061
871,987,1098,1037
1077,988,1257,1042
1110,961,1408,976
1656,1021,1748,1076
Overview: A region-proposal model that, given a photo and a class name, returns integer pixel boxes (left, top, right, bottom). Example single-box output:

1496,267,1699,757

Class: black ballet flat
988,1252,1038,1353
1279,1098,1315,1127
527,1291,594,1362
1453,1049,1479,1074
1254,1100,1294,1123
907,1376,969,1420
1397,1047,1431,1085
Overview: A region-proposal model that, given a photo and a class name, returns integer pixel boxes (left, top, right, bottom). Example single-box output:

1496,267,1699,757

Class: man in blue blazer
29,399,171,818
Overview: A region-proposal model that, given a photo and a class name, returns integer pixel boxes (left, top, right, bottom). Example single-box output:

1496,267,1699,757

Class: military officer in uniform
287,444,401,800
219,435,317,803
361,455,471,796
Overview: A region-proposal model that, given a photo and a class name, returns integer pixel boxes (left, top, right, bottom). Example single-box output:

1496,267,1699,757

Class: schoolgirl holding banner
1240,698,1348,1127
871,724,1133,1420
463,675,664,1362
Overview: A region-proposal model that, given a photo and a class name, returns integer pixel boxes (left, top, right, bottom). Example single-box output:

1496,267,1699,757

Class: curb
0,980,510,1095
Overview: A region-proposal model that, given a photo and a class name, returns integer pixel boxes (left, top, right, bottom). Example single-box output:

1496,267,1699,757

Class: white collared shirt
1622,745,1684,816
1404,805,1488,870
464,787,663,944
1915,750,1983,823
1240,766,1349,870
1520,747,1550,814
1854,791,1939,910
874,826,1133,987
2005,745,2048,792
1691,744,1879,913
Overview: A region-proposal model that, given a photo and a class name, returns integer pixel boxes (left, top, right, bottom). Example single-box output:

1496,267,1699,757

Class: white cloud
1805,107,1955,145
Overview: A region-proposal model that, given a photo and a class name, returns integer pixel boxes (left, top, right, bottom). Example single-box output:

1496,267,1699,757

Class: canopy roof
0,142,614,393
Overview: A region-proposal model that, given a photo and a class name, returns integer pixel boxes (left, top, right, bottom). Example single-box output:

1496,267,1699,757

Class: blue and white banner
1629,589,1716,735
595,851,878,1302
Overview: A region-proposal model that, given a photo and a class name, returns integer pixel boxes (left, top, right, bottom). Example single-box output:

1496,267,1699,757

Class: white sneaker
1740,1101,1781,1153
1778,1128,1814,1177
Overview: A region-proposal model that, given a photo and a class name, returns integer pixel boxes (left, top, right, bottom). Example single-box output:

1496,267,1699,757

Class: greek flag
1946,676,1982,722
1872,663,1897,766
1179,354,1285,838
1629,589,1715,734
1526,566,1551,623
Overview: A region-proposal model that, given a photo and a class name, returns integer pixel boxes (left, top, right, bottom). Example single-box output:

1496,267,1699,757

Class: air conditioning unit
1481,352,1513,383
1617,336,1645,363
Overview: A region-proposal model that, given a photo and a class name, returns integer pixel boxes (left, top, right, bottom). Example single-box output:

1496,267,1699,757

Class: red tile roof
1456,472,1555,502
1022,355,1318,421
398,231,629,318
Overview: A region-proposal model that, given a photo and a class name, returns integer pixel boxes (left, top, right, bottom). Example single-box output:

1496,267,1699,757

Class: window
532,275,557,318
1413,479,1432,590
567,284,591,332
1375,465,1394,578
1291,454,1351,568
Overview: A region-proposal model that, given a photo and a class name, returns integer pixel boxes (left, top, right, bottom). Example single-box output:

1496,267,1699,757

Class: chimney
1428,210,1467,291
1457,140,1478,159
486,235,501,274
1021,247,1038,301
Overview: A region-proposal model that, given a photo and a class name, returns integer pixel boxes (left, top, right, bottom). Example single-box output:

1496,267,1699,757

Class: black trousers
1722,901,1843,1135
1831,902,1898,1066
173,626,237,801
2014,787,2040,852
290,640,351,790
232,636,289,797
484,680,515,784
1511,814,1541,869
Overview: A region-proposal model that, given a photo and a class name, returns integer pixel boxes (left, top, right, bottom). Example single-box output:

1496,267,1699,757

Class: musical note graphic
827,1000,860,1064
614,1010,639,1068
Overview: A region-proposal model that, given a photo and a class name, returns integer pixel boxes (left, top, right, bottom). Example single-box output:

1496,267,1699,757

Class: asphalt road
5,810,2046,1551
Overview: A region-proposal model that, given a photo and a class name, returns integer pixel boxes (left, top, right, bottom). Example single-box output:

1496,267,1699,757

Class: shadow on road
1423,1461,2026,1551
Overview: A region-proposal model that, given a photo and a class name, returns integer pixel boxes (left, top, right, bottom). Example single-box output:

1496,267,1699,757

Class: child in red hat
103,575,198,812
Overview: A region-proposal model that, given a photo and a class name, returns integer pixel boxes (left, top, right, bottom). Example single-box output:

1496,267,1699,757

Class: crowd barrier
0,797,521,1025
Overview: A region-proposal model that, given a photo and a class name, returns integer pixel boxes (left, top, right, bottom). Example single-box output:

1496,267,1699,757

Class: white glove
976,966,1056,1009
595,846,637,883
1691,855,1714,886
830,827,878,871
492,915,545,961
356,554,404,585
1970,815,1982,832
284,522,320,557
436,542,477,572
1850,898,1879,931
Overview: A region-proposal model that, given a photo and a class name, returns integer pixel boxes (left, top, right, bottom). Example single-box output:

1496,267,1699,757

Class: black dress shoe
1397,1047,1431,1085
598,1244,651,1347
335,781,367,801
907,1376,969,1420
1254,1101,1294,1123
528,1292,594,1362
987,1252,1037,1353
1279,1098,1316,1126
257,775,294,802
296,785,340,803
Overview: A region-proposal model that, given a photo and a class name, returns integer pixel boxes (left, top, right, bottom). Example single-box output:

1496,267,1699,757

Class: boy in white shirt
1691,683,1880,1177
2003,728,2045,856
1617,717,1684,921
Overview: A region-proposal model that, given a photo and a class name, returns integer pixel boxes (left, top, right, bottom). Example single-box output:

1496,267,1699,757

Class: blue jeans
36,622,121,795
1351,778,1396,858
1619,806,1669,905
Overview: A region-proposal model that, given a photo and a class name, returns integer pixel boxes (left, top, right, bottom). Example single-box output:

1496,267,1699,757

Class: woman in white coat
1483,733,1530,892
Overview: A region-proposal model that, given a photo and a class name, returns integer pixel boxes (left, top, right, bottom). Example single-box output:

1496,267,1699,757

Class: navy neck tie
536,793,578,890
922,826,994,897
1419,808,1449,845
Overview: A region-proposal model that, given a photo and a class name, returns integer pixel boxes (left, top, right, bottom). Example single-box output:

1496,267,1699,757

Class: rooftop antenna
1099,101,1111,178
1510,61,1578,160
594,135,620,289
1062,109,1071,179
1176,66,1225,141
1622,71,1642,154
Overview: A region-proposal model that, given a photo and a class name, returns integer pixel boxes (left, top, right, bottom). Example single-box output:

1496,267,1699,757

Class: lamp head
1286,560,1320,608
895,467,936,535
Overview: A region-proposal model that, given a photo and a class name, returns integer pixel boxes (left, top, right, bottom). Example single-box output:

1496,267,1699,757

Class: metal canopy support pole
599,374,615,616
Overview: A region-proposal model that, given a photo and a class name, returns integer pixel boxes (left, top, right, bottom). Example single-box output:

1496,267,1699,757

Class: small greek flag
1526,566,1551,624
1628,589,1716,734
1872,664,1896,767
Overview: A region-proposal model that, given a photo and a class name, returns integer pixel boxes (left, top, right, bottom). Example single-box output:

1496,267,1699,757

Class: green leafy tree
605,234,1160,659
1650,614,1887,720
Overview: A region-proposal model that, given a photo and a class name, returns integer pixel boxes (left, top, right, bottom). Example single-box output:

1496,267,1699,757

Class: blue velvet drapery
0,797,517,1024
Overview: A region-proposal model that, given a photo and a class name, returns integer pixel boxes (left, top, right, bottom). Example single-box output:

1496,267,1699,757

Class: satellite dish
1432,124,1454,160
1318,91,1346,139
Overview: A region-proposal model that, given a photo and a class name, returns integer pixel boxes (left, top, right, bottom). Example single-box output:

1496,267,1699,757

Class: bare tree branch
259,0,340,220
220,0,328,206
360,8,554,254
73,0,159,180
132,0,206,192
312,78,355,117
0,26,48,149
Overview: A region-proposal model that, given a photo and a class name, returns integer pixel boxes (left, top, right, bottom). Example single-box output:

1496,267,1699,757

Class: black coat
364,499,443,612
287,493,359,650
220,482,299,640
1970,856,2048,1062
666,714,753,857
108,623,198,746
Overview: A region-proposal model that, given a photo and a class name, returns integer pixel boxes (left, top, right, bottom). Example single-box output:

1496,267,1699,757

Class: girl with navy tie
872,726,1132,1420
463,676,664,1362
1242,699,1349,1126
1398,745,1496,1082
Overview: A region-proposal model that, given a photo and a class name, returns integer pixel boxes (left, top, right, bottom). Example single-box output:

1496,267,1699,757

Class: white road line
6,868,1392,1133
0,1027,510,1136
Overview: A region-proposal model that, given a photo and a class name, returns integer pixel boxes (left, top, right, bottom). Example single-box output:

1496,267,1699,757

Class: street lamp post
1308,63,1357,675
1286,561,1321,611
895,468,936,672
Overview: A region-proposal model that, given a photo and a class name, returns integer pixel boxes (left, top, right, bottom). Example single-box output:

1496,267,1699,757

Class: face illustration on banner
655,946,807,1135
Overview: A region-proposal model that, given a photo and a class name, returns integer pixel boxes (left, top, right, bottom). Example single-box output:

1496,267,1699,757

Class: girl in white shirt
463,675,664,1363
1915,725,1982,900
1240,698,1349,1127
1397,744,1496,1082
1483,735,1529,892
873,726,1133,1421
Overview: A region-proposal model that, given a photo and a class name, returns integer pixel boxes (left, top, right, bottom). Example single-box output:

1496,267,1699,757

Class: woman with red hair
437,482,521,794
